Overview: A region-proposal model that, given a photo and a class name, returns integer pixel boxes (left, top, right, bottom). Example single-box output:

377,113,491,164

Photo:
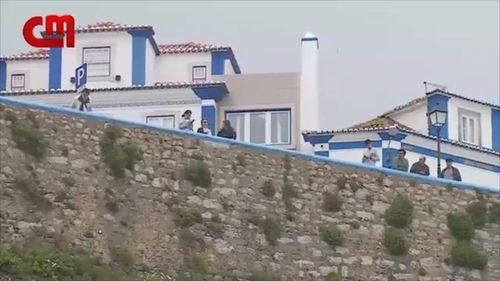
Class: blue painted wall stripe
131,33,147,86
211,51,225,75
315,151,329,157
401,143,500,173
427,94,450,139
49,48,62,90
329,140,382,150
202,105,216,135
0,61,6,91
382,148,400,168
492,108,500,152
0,96,497,193
192,85,228,101
303,134,334,145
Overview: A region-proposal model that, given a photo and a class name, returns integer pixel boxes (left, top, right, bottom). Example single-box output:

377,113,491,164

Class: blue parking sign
76,63,87,92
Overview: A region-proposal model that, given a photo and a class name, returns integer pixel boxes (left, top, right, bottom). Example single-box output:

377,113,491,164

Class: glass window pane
469,118,475,143
83,48,110,63
271,111,290,144
461,116,467,142
87,63,110,77
249,112,266,143
227,113,244,141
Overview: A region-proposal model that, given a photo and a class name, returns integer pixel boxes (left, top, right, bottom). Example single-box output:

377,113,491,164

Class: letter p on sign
76,63,87,92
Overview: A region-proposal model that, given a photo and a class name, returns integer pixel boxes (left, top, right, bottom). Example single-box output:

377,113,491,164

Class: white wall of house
389,103,428,134
145,40,157,85
448,97,493,149
61,32,133,89
6,60,48,91
154,53,212,83
224,59,235,75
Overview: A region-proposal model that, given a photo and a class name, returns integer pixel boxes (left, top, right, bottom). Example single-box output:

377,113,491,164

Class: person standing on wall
179,110,195,131
71,88,92,112
217,120,236,139
410,156,430,176
392,149,409,172
197,118,212,135
361,139,380,165
439,158,462,181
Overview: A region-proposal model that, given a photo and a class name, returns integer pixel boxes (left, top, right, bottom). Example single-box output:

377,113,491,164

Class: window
83,47,111,77
146,115,175,129
226,109,291,145
192,66,207,81
11,74,25,90
458,109,481,145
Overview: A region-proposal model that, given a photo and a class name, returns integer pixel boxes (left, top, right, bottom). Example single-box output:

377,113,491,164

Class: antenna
423,81,448,93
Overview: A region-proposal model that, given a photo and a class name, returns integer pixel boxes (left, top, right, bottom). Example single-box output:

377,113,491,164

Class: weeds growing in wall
99,125,142,178
5,110,49,161
319,224,344,249
383,195,413,256
262,216,282,247
15,177,51,210
184,160,212,188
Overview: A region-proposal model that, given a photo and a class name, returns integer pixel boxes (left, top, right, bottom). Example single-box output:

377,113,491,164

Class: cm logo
23,15,75,48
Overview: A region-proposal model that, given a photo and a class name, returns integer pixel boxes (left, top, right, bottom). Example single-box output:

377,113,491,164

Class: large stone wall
0,101,499,281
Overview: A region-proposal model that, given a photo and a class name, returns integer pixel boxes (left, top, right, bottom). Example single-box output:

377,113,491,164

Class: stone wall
0,101,499,281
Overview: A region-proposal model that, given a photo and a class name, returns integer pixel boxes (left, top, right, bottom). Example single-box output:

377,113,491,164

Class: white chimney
299,32,319,152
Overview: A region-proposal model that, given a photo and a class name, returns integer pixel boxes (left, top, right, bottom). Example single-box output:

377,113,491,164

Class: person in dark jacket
196,118,212,135
439,158,462,181
217,120,236,139
392,149,409,172
410,156,430,176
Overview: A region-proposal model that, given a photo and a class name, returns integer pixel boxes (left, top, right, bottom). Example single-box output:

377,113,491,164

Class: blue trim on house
378,132,408,141
202,105,216,135
382,148,399,168
211,49,241,75
303,134,334,145
48,47,62,90
315,151,329,157
427,93,450,138
0,96,497,193
401,143,500,173
192,84,229,101
427,89,500,110
130,31,147,86
492,108,500,152
0,61,6,91
329,140,382,150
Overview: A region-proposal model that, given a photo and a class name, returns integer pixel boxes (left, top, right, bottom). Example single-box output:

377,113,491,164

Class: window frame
10,74,26,90
192,65,207,82
146,114,176,129
82,46,111,78
225,108,292,145
458,108,481,146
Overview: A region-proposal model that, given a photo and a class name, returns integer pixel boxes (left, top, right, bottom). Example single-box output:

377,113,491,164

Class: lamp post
428,109,448,175
386,126,398,168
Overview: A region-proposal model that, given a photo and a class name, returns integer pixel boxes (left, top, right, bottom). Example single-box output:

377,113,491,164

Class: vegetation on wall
450,241,488,270
99,125,142,178
446,212,475,241
384,227,409,256
262,216,282,246
465,201,488,227
174,209,203,228
6,110,49,161
319,224,344,249
15,177,51,210
384,195,413,228
184,160,212,188
322,192,343,213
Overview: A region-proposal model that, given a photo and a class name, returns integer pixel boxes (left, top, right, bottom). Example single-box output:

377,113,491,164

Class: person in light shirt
361,139,380,165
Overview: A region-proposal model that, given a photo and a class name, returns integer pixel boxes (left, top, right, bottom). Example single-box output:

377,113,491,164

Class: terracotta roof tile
0,49,49,61
76,21,153,33
158,42,228,54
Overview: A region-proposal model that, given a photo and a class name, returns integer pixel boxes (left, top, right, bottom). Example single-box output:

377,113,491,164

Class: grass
10,120,49,161
466,201,488,228
174,209,203,228
384,227,409,256
15,177,51,209
447,212,475,241
320,224,344,249
261,180,276,198
99,126,142,178
184,160,212,188
451,241,488,270
384,195,413,228
262,217,282,247
322,192,343,213
325,272,342,281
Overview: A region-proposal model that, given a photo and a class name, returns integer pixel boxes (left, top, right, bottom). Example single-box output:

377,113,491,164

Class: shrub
466,201,488,227
320,224,344,248
184,160,212,188
4,110,18,122
261,180,276,198
490,203,500,224
384,195,413,228
322,192,342,213
10,121,49,160
282,183,298,218
110,247,134,268
174,209,202,228
325,271,342,281
451,241,488,270
262,217,281,246
384,227,408,256
447,212,474,241
15,177,51,209
99,126,142,178
249,272,282,281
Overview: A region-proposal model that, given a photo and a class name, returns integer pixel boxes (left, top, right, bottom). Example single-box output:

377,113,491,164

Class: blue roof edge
1,96,498,193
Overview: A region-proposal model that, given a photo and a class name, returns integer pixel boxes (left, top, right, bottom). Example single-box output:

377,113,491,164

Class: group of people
362,139,462,181
178,110,237,139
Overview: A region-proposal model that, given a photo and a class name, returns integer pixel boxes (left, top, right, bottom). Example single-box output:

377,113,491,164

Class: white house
0,22,320,150
303,90,500,188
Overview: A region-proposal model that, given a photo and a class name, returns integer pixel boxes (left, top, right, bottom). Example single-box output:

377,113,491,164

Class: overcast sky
1,0,499,129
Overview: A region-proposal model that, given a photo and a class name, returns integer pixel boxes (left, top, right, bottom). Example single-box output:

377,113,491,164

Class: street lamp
386,126,398,168
428,109,447,175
